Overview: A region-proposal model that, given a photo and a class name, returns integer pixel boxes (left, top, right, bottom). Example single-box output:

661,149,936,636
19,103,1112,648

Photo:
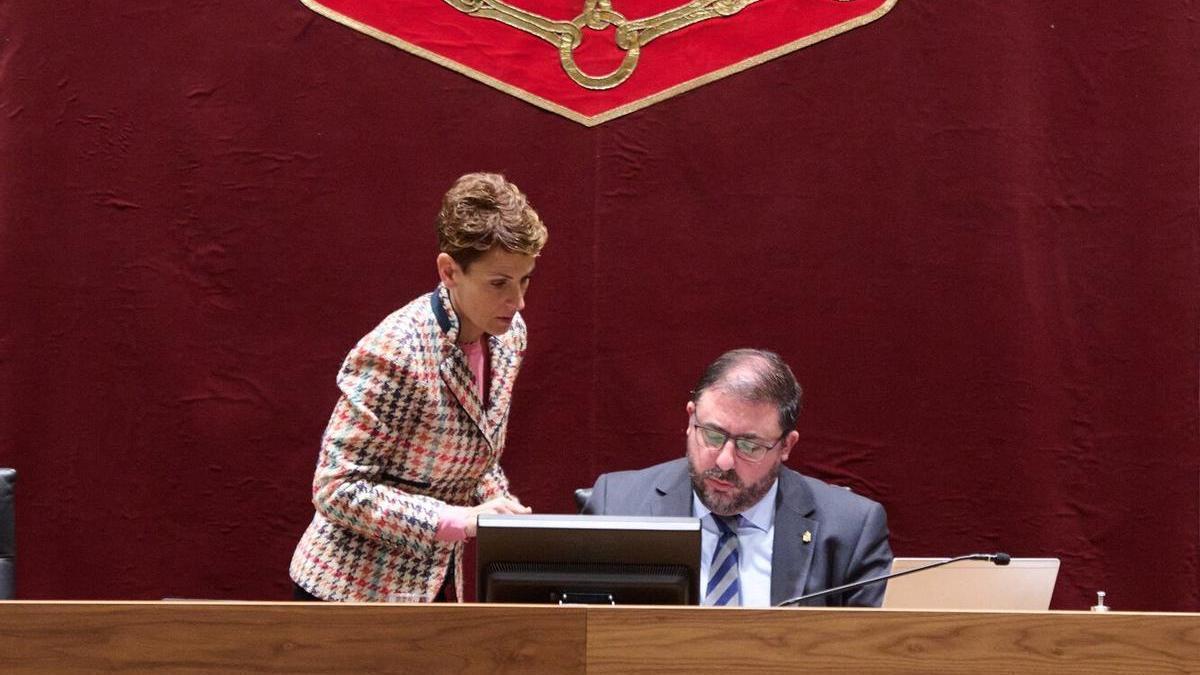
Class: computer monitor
475,514,701,605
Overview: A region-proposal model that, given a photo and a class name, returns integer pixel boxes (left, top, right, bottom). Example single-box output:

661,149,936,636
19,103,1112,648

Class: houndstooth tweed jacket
290,284,525,602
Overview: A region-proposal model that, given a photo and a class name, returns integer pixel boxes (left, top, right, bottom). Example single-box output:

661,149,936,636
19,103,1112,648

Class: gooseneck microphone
776,552,1012,608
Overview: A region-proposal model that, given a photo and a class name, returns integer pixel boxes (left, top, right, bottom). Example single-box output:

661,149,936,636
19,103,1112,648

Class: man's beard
687,453,781,516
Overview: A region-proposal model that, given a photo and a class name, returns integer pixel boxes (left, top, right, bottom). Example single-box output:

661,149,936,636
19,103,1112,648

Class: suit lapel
438,345,490,443
433,285,494,448
770,469,818,606
482,332,520,447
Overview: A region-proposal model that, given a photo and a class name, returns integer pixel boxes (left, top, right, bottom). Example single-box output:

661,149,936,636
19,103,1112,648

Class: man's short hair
436,172,547,269
691,348,803,433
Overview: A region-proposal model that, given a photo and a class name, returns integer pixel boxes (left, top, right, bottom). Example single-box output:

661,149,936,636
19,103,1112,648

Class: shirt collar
692,479,778,533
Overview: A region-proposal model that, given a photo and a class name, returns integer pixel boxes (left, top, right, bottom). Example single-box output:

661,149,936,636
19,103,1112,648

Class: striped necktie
704,514,741,606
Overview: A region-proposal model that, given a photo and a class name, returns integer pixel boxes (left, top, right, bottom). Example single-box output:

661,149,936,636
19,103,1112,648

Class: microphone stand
777,552,1011,608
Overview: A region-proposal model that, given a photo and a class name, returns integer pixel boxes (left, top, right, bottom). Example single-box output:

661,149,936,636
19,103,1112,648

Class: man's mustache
702,467,741,487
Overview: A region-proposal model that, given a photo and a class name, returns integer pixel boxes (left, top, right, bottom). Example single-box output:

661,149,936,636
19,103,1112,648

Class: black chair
573,487,592,513
0,468,15,599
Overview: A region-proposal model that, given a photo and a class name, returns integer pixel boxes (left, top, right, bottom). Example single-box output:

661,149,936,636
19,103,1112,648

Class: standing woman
290,173,548,602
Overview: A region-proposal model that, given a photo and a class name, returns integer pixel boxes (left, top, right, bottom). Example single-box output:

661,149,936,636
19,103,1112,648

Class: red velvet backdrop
0,1,1196,610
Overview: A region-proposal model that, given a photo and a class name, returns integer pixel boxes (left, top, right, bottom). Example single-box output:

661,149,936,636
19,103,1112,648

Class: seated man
582,348,893,607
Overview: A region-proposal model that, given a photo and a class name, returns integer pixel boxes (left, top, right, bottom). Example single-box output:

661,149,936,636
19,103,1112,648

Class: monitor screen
475,514,701,605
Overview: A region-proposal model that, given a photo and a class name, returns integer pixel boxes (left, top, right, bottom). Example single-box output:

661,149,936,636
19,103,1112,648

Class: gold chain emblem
444,0,776,90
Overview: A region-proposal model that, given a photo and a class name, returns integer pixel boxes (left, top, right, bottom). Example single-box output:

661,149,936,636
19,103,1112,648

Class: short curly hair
436,173,547,269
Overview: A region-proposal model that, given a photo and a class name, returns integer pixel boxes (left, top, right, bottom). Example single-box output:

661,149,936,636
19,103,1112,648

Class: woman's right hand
464,496,532,538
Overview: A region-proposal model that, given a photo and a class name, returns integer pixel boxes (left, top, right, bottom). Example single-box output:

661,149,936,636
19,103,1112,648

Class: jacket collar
652,458,696,517
431,284,457,341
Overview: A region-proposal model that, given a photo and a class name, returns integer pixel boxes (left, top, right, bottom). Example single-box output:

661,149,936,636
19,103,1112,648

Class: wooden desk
586,606,1200,674
1,602,1197,673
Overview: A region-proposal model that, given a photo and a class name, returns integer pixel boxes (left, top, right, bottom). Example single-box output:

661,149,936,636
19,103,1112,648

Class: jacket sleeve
474,461,513,504
310,335,445,552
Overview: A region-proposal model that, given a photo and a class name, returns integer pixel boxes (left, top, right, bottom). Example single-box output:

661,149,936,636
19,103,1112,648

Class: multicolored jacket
290,284,525,601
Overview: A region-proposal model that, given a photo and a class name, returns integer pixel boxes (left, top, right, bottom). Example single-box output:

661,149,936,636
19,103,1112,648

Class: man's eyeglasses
690,416,786,463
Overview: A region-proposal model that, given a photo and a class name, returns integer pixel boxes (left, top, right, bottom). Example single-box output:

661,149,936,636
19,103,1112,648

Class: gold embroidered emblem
444,0,810,89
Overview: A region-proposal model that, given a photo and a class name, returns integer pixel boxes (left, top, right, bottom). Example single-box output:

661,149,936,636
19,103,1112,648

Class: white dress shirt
693,481,778,607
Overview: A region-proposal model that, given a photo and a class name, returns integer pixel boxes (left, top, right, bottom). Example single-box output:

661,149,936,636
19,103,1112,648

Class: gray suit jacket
581,458,893,607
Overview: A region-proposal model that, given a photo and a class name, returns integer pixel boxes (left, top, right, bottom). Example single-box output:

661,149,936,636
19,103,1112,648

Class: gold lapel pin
802,531,812,544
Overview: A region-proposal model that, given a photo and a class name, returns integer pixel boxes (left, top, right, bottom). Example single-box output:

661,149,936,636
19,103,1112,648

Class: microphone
776,552,1012,608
